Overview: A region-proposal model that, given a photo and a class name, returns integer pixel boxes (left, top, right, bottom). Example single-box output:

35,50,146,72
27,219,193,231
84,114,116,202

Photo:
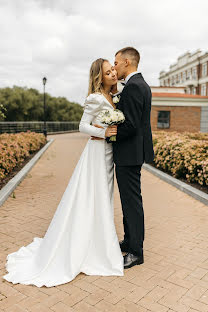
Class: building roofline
159,49,208,78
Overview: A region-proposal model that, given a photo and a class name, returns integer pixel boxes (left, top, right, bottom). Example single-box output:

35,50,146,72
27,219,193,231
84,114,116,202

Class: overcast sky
0,0,208,105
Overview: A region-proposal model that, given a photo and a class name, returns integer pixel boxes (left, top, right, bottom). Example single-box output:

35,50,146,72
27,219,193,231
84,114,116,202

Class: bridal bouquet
98,109,125,141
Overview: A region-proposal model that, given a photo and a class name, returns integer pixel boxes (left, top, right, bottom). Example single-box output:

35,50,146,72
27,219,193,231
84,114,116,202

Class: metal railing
0,121,80,134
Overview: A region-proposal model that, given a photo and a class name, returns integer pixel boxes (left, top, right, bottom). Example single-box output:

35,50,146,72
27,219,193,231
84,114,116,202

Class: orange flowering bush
0,131,47,181
152,131,208,187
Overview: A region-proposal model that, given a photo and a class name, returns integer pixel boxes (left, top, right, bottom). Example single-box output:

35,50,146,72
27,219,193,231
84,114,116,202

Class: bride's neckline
101,93,116,109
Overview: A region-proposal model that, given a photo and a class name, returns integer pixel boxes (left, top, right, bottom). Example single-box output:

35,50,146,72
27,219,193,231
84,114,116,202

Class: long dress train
2,93,124,287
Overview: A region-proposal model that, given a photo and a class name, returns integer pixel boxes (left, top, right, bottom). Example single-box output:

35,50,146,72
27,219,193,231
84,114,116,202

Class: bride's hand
91,124,105,140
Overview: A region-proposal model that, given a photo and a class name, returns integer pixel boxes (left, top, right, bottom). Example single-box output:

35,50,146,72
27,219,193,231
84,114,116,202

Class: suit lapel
115,73,143,109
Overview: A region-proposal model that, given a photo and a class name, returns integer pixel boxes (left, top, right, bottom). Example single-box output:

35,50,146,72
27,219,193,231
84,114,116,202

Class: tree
0,86,83,121
0,104,6,121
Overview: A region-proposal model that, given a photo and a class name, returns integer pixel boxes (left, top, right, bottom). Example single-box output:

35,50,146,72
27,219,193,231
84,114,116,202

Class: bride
2,58,124,287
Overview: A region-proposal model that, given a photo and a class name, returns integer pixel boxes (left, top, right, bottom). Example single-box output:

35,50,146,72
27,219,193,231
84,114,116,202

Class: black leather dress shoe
123,252,144,269
119,240,129,252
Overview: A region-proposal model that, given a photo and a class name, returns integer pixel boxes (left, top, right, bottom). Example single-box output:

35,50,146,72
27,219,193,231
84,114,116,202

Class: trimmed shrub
153,131,208,187
0,131,47,180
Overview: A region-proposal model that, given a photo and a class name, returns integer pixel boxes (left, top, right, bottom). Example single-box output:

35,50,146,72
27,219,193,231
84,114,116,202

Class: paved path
0,132,208,312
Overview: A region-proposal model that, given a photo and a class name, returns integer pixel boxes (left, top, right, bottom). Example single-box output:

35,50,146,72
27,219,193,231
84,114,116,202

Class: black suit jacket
106,73,154,166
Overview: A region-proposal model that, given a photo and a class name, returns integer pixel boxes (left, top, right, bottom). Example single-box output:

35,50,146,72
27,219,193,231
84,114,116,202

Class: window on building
157,111,170,129
173,76,176,85
201,84,207,96
202,63,207,77
192,87,196,95
183,71,186,82
187,69,191,80
192,67,197,79
176,74,179,83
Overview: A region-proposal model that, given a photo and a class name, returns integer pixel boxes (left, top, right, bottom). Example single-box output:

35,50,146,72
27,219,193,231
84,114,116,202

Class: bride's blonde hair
87,58,108,96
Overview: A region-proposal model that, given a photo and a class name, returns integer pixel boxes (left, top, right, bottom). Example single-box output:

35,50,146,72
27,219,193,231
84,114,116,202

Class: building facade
151,92,208,133
159,49,208,96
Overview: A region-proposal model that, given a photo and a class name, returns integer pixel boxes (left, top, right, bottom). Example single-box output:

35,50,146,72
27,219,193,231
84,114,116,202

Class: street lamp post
42,77,47,138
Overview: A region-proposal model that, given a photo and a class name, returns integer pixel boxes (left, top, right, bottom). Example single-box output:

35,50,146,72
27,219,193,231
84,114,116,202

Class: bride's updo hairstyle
88,58,108,96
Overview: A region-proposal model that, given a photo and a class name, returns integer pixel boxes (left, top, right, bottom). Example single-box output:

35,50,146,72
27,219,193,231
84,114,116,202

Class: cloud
0,0,208,105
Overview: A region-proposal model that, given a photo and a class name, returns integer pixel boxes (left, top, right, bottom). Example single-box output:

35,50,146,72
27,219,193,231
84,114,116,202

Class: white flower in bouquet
98,109,125,141
112,95,120,104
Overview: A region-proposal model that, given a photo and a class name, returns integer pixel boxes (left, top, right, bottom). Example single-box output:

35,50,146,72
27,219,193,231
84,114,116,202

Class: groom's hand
91,124,105,140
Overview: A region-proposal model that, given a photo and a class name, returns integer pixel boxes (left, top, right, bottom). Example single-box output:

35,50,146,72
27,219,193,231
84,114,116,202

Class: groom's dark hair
115,47,140,67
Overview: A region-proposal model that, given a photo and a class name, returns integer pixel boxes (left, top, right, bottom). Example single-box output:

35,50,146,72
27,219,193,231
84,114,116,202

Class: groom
93,47,154,269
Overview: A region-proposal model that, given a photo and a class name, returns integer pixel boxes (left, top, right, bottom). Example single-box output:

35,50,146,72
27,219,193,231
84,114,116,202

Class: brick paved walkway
1,132,208,312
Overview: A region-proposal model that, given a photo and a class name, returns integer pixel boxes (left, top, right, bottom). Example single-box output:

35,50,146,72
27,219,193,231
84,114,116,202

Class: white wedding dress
2,93,124,287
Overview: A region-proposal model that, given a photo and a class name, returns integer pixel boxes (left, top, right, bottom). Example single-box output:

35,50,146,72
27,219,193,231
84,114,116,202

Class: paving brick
115,298,148,311
125,286,150,303
61,290,89,307
73,301,100,312
199,289,208,305
92,279,118,293
85,290,109,305
0,293,26,309
185,285,207,300
180,296,208,311
190,268,208,279
202,272,208,282
51,301,75,312
0,283,21,297
138,297,169,312
17,297,40,309
111,278,138,291
145,286,168,302
28,303,53,312
167,275,194,289
185,275,208,288
95,299,118,311
40,291,71,307
3,304,29,312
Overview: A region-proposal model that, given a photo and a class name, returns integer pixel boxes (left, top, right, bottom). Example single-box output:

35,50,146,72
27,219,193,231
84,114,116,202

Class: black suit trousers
115,164,144,257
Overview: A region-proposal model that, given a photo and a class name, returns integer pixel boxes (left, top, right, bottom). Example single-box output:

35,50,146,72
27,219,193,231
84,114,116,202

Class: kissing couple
3,47,154,287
